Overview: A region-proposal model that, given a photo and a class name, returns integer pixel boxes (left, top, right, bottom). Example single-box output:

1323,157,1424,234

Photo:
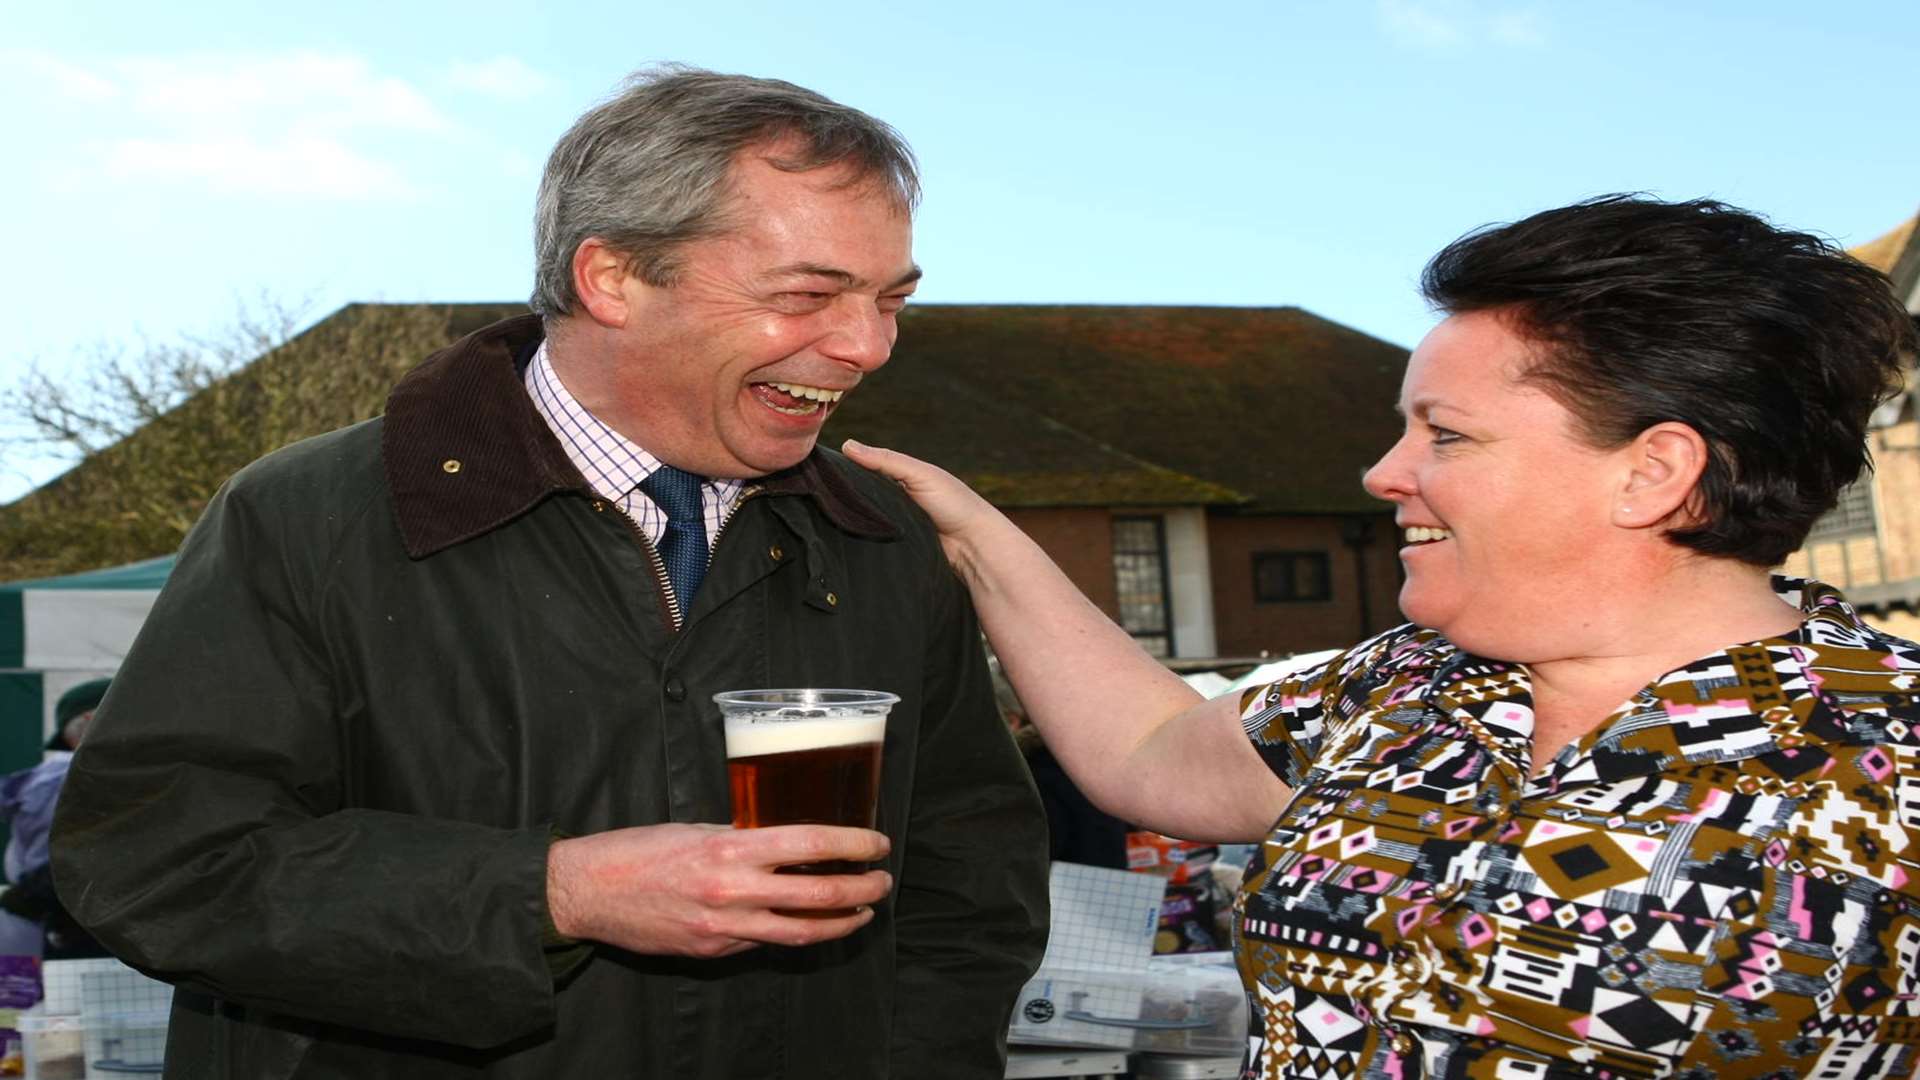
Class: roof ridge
905,361,1247,505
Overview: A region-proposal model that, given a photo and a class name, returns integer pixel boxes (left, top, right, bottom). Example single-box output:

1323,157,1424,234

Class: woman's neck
1522,559,1802,772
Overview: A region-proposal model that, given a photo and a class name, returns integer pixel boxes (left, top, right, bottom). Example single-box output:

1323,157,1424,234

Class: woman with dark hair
845,196,1920,1078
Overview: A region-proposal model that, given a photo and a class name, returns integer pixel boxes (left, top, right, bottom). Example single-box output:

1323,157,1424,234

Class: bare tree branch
0,299,470,580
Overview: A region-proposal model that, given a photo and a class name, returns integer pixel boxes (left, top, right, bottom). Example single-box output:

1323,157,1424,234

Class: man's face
595,149,918,479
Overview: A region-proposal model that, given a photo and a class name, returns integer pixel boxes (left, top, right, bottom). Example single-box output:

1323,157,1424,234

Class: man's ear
1613,422,1708,529
571,238,635,329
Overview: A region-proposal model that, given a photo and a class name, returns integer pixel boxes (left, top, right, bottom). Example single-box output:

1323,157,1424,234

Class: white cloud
9,49,453,201
1376,1,1548,51
116,52,450,134
102,135,416,199
1377,0,1468,50
3,49,120,102
1489,10,1548,47
447,56,549,100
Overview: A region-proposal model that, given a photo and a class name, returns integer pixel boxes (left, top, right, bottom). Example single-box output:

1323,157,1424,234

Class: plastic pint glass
717,689,896,877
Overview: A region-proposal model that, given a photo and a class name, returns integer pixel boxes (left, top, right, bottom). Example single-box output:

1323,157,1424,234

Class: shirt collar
381,314,898,558
523,340,743,508
1559,576,1910,785
1392,576,1911,786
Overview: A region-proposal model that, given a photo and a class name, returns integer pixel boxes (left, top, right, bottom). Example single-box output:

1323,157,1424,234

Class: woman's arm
843,440,1289,842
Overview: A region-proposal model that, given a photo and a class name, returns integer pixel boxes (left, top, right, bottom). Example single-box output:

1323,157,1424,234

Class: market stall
0,556,172,774
1006,862,1247,1078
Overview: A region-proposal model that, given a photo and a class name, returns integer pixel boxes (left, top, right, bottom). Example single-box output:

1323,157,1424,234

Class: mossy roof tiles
824,304,1408,513
11,301,1407,520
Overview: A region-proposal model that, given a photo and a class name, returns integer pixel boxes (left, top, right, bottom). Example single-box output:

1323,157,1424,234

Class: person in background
0,678,109,960
51,67,1046,1079
994,658,1129,869
847,195,1920,1078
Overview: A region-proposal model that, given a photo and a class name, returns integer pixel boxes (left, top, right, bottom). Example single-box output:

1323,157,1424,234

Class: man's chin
728,441,819,479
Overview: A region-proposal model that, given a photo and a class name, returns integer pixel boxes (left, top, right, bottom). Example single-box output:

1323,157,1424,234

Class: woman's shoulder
1240,623,1451,712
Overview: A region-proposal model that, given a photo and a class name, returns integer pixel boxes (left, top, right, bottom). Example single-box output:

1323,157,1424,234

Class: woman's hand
841,437,1285,839
841,439,1002,558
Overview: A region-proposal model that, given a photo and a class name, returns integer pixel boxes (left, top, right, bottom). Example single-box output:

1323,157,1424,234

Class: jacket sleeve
49,467,560,1049
887,543,1051,1076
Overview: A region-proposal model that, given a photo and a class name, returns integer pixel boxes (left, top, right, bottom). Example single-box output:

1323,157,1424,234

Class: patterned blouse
1233,578,1920,1079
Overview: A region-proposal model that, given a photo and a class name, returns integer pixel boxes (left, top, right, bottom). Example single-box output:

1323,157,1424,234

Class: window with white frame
1112,515,1173,657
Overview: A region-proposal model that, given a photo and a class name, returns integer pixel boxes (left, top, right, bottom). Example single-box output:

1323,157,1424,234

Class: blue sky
4,1,1918,500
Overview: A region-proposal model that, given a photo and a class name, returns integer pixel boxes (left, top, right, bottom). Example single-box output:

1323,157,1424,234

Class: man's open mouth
753,381,846,416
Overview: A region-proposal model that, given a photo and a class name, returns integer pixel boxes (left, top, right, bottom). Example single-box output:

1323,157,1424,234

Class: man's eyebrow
771,263,924,290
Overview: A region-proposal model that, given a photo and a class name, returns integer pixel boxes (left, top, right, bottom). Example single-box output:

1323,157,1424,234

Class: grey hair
530,65,920,318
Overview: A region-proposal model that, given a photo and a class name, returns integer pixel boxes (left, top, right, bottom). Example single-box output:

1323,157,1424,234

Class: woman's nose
1362,437,1412,502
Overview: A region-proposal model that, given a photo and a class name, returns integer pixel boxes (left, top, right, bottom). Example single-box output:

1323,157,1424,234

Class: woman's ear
1613,422,1708,530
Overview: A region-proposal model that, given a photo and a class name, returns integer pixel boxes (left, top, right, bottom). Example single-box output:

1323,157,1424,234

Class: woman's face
1362,311,1630,660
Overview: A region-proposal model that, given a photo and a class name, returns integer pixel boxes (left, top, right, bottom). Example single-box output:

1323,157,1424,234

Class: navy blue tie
640,465,708,610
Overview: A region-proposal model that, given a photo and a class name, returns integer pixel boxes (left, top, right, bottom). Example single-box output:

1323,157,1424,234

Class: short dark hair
1422,194,1917,566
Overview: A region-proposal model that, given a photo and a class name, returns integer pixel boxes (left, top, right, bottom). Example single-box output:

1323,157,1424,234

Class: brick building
822,305,1409,660
1780,210,1920,634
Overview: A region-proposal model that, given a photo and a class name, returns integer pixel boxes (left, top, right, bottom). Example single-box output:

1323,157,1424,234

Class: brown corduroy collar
381,314,899,559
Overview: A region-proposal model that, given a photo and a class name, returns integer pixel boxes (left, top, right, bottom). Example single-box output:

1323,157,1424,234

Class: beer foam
724,713,886,758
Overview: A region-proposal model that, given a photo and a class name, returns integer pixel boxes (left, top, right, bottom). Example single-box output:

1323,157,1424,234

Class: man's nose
821,300,894,371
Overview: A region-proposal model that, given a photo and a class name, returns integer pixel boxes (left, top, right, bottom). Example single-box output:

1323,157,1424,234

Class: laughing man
53,67,1049,1079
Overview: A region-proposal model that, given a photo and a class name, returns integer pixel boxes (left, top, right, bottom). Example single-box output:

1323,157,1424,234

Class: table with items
1004,855,1250,1080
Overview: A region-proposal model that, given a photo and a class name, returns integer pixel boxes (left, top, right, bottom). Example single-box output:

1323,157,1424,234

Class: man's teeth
1405,526,1453,543
766,381,845,403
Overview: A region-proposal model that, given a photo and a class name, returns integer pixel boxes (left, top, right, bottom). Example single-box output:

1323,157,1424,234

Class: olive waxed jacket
50,315,1050,1078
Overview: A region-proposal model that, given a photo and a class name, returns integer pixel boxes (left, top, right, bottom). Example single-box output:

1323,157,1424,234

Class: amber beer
717,689,897,881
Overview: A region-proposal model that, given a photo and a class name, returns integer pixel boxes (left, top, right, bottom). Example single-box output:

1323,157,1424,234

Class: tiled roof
825,305,1408,513
10,302,1407,522
1851,214,1918,274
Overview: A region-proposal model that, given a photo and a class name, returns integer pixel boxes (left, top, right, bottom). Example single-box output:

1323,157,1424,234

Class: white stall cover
0,556,172,771
1177,649,1342,700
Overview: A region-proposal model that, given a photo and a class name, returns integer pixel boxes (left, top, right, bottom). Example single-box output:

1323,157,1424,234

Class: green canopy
0,555,173,773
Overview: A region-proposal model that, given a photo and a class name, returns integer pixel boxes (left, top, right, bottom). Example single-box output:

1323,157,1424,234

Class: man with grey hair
53,67,1049,1078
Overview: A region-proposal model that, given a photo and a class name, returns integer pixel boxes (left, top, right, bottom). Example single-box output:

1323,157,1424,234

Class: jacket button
825,592,838,606
664,678,686,703
768,545,783,560
441,458,462,474
1390,1033,1415,1056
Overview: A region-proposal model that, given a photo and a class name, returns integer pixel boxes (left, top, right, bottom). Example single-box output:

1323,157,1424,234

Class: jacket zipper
608,485,765,633
704,485,763,584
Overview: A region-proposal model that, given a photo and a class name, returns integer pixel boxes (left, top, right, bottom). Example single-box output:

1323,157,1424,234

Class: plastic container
1132,954,1247,1056
18,1011,86,1080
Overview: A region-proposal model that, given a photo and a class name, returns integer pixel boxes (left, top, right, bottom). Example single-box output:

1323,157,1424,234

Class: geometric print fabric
1232,578,1920,1079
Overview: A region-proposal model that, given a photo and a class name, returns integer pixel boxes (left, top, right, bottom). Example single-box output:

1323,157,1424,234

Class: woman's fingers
841,438,936,483
841,439,984,532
